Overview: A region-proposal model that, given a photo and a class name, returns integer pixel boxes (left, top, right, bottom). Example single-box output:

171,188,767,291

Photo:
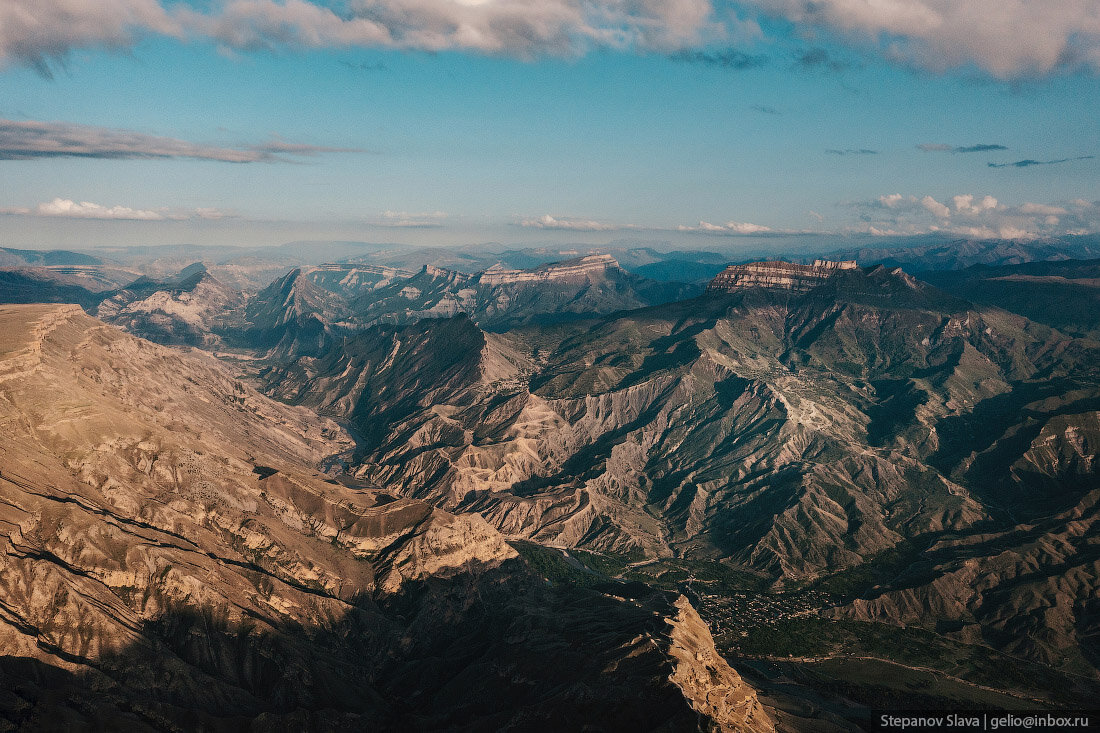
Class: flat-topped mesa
311,262,414,278
477,253,618,286
707,258,858,294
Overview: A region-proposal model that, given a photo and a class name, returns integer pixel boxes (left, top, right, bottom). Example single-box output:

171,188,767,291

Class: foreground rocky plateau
0,304,773,731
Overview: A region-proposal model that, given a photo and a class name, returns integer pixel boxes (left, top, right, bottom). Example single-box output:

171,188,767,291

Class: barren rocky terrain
3,247,1099,726
261,264,1100,692
0,303,773,731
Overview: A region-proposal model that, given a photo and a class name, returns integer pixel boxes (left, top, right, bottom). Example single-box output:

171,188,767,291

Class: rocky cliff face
707,259,858,294
476,253,618,285
240,267,348,357
305,262,414,297
0,304,770,730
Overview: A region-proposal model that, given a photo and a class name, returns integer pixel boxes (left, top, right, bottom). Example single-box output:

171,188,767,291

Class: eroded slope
0,304,771,731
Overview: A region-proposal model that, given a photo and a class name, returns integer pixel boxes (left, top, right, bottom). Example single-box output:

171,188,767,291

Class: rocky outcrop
666,595,775,732
95,264,246,347
240,267,347,356
305,262,415,296
707,259,858,294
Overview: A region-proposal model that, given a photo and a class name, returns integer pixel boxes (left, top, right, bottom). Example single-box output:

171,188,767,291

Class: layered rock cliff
707,259,858,294
95,264,245,347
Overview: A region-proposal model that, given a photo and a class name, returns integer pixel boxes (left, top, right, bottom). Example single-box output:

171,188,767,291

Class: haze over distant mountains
2,235,1099,729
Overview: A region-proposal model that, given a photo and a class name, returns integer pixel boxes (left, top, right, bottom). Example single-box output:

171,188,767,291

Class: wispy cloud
669,48,768,70
339,59,387,72
1,0,722,74
0,0,180,78
918,143,1008,153
677,220,772,235
988,156,1094,168
2,198,232,221
826,148,878,156
371,210,447,228
0,119,362,162
739,0,1100,77
794,47,848,72
750,104,781,115
185,0,721,59
520,214,618,232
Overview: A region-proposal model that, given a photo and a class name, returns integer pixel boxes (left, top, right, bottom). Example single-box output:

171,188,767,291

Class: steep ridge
241,267,347,356
96,263,246,346
351,254,699,330
305,262,415,297
265,266,1100,678
0,304,771,730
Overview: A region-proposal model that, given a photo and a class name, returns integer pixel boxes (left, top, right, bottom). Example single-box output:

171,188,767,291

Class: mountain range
260,261,1100,695
2,239,1099,727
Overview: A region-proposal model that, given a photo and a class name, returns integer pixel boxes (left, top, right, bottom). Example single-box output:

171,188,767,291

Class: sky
1,0,1099,251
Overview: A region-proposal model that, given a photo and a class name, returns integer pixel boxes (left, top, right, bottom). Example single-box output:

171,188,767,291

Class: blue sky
1,1,1099,250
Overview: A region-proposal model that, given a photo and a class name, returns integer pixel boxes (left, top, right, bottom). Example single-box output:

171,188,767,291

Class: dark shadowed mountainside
921,258,1100,339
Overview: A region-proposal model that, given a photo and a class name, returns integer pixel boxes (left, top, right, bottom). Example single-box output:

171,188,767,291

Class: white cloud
9,0,719,67
677,220,772,234
854,192,1100,239
3,198,233,221
1018,202,1068,216
32,198,164,220
169,0,721,59
0,0,179,76
952,194,998,214
742,0,1100,76
520,214,618,231
920,195,951,218
4,1,1099,78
